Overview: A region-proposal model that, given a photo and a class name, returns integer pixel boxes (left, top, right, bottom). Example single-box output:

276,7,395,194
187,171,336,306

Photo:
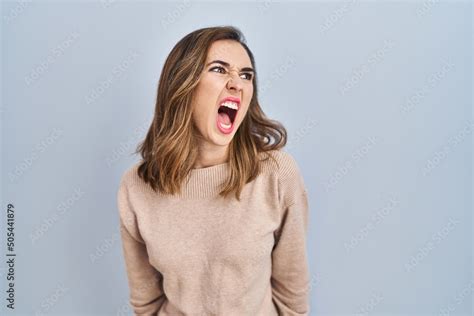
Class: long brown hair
135,25,287,201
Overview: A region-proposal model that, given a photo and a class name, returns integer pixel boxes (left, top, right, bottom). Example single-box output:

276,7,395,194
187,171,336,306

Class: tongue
218,112,231,125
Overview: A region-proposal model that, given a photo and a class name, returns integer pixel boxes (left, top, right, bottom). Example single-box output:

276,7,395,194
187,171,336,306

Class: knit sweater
117,149,310,316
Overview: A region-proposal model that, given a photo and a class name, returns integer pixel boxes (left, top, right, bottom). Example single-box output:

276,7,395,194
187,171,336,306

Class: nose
226,70,243,92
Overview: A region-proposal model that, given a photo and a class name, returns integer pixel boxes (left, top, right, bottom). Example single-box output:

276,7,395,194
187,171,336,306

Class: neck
194,143,229,169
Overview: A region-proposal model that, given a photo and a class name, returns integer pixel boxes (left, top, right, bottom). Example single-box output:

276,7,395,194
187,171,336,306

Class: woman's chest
136,195,281,275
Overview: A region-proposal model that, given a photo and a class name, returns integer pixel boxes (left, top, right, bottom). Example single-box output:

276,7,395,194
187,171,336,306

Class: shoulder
261,149,300,176
260,149,307,208
116,162,144,241
118,161,143,191
260,149,302,182
116,161,149,211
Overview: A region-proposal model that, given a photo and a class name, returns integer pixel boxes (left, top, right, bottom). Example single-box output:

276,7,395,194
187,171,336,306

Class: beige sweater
117,149,310,315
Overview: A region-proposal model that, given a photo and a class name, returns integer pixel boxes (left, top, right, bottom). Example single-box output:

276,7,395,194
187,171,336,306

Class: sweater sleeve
117,176,166,315
271,152,310,315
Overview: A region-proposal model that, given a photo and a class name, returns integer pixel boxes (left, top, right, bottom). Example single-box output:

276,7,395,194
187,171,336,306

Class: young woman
117,25,310,315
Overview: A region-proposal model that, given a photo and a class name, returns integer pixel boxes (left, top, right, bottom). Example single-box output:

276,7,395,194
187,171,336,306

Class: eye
210,66,253,81
241,73,253,81
210,66,226,74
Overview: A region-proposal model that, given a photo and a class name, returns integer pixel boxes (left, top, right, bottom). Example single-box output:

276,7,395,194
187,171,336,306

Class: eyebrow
206,60,255,73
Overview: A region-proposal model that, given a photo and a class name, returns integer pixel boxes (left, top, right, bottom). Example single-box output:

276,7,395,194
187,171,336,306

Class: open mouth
217,103,238,125
216,97,240,134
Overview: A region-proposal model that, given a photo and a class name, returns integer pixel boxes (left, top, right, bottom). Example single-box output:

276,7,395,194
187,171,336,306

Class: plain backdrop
1,0,472,315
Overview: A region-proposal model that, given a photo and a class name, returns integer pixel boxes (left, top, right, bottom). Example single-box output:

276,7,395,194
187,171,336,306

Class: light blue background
1,0,472,315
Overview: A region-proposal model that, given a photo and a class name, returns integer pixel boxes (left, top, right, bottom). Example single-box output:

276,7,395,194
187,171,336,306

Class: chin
211,121,239,143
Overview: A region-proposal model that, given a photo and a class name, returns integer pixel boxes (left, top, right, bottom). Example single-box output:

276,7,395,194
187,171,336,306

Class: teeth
220,101,239,110
219,122,232,129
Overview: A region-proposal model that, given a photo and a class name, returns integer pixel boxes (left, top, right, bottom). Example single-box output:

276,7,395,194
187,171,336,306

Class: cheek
193,106,213,128
242,88,253,114
193,84,219,116
246,85,253,103
192,100,217,130
241,105,250,119
194,78,222,112
199,75,223,96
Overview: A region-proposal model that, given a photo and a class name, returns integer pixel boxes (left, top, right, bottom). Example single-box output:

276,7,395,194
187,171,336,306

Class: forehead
206,40,252,67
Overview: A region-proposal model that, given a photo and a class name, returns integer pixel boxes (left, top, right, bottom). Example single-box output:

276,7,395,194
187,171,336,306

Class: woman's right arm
118,178,166,315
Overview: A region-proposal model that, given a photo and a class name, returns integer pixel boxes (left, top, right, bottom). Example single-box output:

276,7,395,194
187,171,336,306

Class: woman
117,25,310,315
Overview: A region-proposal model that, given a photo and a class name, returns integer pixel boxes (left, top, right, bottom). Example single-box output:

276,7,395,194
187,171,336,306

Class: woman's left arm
271,189,310,316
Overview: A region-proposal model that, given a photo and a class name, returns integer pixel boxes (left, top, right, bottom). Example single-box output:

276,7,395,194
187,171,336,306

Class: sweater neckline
190,161,229,172
178,162,231,199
